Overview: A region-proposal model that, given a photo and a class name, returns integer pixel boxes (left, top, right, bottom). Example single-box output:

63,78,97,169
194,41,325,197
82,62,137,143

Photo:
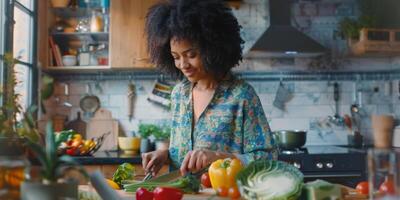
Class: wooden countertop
79,185,236,200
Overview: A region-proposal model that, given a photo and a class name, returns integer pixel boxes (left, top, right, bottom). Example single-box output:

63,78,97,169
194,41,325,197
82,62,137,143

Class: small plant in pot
21,122,88,200
153,125,170,150
138,123,159,153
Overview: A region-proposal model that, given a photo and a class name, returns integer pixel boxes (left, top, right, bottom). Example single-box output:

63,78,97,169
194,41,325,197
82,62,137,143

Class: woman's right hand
141,149,169,176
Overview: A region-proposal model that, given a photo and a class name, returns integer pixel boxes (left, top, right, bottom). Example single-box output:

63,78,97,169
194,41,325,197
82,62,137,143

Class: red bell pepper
153,187,183,200
136,187,154,200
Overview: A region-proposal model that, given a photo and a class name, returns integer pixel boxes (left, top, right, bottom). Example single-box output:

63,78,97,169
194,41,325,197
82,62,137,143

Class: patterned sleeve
234,86,278,165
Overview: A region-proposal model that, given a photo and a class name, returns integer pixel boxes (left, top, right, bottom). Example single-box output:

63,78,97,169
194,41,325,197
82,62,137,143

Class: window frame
2,0,38,111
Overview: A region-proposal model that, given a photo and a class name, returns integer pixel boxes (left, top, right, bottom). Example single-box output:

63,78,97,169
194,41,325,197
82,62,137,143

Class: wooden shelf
349,28,400,56
52,7,108,18
52,32,109,42
44,65,111,73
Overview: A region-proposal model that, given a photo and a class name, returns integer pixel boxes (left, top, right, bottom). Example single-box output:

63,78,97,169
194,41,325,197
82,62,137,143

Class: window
1,0,37,114
0,1,5,104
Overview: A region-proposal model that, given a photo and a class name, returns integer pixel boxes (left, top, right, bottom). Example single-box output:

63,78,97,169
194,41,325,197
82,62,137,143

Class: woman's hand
180,150,234,175
142,149,169,176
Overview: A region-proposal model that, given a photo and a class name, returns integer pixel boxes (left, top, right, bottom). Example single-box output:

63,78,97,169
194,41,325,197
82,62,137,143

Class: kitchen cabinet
38,0,157,71
109,0,157,69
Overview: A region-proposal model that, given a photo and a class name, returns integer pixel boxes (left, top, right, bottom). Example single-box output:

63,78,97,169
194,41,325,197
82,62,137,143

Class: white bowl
62,55,77,66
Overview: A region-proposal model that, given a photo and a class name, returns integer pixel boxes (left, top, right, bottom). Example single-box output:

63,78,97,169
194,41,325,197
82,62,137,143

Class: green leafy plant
138,123,160,139
25,122,88,183
0,53,40,142
339,0,377,39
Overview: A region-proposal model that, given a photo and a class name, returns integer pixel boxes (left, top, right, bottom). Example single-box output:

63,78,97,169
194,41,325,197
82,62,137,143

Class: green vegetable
301,179,342,200
236,160,303,200
55,130,75,147
112,163,135,187
124,174,200,194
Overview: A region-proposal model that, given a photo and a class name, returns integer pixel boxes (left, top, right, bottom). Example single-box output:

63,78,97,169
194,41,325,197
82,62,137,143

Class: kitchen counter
72,151,142,165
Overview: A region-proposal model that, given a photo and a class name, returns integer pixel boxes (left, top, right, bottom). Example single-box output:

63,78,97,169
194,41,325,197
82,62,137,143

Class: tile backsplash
42,78,400,146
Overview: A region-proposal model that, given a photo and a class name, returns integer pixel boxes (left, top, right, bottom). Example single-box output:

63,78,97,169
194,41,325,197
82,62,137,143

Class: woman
142,0,277,176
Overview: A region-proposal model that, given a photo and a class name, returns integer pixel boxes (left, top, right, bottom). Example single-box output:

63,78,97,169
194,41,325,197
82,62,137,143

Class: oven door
303,171,366,187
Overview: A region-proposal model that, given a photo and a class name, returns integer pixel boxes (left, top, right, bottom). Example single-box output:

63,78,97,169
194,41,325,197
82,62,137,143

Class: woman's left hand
180,150,235,175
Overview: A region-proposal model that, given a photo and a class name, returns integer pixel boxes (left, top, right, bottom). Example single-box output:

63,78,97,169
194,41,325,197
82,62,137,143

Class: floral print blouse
168,75,277,168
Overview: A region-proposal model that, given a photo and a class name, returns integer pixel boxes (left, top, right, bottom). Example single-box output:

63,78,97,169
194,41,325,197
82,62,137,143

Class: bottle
90,11,103,32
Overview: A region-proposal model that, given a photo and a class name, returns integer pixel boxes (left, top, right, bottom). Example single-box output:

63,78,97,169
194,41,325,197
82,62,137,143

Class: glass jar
78,45,90,66
0,138,30,200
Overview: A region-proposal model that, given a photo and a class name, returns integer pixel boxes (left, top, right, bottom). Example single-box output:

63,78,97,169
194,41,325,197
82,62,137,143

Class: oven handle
304,173,362,178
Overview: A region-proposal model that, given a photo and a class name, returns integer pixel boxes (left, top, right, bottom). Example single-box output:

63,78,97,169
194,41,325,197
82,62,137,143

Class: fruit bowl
57,131,110,156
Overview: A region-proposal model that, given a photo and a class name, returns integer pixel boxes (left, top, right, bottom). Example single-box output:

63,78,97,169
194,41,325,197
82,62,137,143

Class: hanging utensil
80,83,100,118
273,81,292,111
127,81,136,121
329,82,344,126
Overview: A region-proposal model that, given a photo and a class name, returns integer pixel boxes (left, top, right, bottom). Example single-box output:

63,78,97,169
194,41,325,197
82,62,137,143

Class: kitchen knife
144,170,181,182
144,166,209,183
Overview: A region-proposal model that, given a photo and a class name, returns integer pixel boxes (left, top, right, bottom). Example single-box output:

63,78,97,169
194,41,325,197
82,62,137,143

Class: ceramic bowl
118,137,141,154
62,55,77,66
51,0,70,8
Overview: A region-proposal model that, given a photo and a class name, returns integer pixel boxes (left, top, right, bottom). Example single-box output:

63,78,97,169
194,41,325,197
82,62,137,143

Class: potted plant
153,125,170,150
138,123,159,153
338,0,377,45
0,53,41,199
21,122,88,200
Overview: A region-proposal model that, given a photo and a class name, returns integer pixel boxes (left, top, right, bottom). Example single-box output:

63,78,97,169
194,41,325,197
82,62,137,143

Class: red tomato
153,187,183,200
217,186,228,197
228,187,241,199
379,179,395,195
66,148,77,156
355,181,369,195
135,187,154,200
201,172,212,188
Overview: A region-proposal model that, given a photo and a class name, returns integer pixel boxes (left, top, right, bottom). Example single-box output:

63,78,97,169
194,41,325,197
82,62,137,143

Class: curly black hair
145,0,244,80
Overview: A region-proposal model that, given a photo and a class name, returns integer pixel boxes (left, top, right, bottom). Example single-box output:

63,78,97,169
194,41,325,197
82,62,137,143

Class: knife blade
144,170,181,182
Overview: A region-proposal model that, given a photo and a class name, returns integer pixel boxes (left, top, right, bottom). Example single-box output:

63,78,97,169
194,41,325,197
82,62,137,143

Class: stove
277,145,367,187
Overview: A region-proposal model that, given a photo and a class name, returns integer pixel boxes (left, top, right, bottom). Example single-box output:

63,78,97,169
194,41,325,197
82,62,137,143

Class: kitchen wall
42,0,400,146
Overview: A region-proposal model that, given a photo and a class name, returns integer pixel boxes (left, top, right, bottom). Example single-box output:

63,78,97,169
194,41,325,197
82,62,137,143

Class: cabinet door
110,0,158,68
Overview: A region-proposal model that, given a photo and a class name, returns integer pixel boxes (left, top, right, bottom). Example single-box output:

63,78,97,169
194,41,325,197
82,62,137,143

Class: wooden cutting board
79,185,232,200
86,108,118,151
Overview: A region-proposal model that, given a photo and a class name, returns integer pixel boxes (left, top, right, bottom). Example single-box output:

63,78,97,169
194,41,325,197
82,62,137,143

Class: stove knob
316,162,324,169
293,162,301,169
326,162,334,168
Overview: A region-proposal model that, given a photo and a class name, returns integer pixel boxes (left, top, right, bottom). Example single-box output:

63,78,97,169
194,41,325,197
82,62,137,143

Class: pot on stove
273,130,307,149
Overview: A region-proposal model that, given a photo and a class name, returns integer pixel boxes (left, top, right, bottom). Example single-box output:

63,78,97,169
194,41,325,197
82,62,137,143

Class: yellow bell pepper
208,158,243,191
